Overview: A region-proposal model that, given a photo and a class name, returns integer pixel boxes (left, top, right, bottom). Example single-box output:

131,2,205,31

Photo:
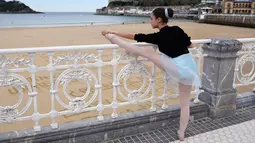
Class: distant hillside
0,0,6,4
108,0,200,7
0,0,40,13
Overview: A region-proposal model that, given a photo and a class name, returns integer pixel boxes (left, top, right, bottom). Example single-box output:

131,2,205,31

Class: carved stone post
198,38,242,119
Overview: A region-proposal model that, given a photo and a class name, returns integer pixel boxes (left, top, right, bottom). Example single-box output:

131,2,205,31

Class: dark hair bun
167,8,174,18
152,7,174,23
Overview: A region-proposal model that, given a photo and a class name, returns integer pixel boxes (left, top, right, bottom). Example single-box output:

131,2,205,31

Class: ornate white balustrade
234,39,255,89
0,38,254,132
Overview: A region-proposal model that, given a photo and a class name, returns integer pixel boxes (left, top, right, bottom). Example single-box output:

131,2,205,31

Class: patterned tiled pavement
102,106,255,143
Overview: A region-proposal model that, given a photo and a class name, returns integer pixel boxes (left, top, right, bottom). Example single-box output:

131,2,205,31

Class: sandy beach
1,21,255,133
1,22,255,48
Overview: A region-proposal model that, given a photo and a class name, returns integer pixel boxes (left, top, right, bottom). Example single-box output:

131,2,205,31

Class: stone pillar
198,38,242,119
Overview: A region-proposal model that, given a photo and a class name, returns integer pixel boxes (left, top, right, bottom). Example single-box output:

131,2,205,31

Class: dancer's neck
158,24,168,30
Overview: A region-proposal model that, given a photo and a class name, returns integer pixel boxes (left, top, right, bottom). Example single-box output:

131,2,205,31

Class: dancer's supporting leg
178,83,192,141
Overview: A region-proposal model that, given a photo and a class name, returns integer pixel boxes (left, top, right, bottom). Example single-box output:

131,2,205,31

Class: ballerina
102,7,201,141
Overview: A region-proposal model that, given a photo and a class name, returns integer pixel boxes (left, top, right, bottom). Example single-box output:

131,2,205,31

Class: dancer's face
150,15,160,29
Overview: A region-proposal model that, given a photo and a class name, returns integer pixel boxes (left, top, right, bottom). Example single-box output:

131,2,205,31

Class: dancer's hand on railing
188,43,195,48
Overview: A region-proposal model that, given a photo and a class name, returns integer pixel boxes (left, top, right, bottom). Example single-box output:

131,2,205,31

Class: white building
201,0,218,4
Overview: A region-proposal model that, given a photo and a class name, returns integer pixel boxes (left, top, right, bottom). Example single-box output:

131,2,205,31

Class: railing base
0,92,254,143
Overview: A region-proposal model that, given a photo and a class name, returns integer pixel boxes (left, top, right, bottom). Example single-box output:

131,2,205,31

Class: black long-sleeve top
134,25,191,58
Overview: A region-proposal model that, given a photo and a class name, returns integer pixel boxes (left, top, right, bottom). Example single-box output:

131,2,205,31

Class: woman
102,8,201,141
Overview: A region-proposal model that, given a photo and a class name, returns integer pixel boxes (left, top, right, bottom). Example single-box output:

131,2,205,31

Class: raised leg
105,34,178,77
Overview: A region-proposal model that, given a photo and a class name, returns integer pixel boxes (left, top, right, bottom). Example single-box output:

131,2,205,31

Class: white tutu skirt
160,52,201,88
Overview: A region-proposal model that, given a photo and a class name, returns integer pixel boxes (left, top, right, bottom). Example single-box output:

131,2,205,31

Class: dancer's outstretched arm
102,30,159,45
102,30,135,40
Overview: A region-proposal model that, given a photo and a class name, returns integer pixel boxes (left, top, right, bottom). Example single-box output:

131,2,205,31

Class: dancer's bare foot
103,33,116,44
105,33,114,39
101,30,116,36
177,130,185,141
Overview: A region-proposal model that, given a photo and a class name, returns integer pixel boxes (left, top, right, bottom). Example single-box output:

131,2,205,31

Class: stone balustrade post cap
202,38,242,53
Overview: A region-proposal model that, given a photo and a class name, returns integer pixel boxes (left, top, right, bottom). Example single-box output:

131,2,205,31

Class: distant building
108,0,134,4
223,0,255,14
201,0,217,4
